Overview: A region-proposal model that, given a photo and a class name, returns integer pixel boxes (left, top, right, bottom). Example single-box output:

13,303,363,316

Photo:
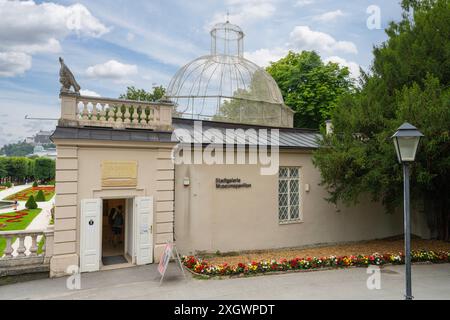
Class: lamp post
391,122,424,300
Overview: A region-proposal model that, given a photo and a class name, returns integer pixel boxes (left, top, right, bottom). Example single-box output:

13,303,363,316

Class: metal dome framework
167,21,294,127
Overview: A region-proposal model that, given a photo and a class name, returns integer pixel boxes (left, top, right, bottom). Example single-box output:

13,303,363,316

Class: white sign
158,242,186,285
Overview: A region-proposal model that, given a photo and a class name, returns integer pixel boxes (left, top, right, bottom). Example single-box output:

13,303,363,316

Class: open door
135,197,153,265
80,199,102,272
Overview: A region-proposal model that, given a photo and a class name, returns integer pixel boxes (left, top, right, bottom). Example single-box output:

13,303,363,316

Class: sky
0,0,404,147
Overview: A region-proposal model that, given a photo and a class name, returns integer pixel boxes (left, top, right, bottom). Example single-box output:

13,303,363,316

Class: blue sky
0,0,404,147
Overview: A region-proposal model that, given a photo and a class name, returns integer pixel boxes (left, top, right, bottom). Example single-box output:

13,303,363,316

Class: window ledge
279,219,303,225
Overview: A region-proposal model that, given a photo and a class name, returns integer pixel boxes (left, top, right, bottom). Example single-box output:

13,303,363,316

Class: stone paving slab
0,263,448,300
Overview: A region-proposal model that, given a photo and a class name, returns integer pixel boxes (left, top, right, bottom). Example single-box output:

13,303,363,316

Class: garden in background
4,186,55,202
0,209,42,256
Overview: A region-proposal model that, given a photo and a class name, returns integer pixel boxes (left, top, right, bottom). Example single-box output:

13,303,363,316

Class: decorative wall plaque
101,161,138,187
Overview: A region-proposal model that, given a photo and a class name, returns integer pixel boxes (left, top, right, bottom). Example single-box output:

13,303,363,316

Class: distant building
28,145,57,160
26,130,54,146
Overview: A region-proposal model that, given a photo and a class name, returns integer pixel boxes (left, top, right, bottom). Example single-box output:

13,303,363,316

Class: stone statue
59,57,80,94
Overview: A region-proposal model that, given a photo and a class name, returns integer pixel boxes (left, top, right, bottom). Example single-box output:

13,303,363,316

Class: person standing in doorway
111,205,124,247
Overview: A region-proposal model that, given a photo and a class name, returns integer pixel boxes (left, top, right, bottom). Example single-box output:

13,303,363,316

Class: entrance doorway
80,196,154,273
102,199,129,266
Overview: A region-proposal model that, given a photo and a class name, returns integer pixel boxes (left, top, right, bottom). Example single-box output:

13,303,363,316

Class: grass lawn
205,238,450,266
4,186,55,202
0,208,42,256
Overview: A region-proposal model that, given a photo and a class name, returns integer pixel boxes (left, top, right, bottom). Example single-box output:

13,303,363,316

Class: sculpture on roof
59,57,80,94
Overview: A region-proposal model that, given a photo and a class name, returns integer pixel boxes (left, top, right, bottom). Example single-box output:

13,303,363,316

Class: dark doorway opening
102,199,127,266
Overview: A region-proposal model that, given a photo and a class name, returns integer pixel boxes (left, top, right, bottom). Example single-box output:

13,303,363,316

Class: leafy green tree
119,86,166,102
6,157,31,183
25,195,38,210
0,158,7,181
34,158,55,182
0,141,34,157
312,0,450,240
267,51,354,129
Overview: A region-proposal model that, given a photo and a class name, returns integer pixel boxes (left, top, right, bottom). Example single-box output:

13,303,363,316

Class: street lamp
391,122,424,300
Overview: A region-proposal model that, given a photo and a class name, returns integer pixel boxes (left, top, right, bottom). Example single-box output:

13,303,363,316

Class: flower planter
182,251,450,279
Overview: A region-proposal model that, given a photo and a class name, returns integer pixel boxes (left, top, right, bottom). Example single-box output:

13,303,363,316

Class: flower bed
182,251,450,277
4,186,55,201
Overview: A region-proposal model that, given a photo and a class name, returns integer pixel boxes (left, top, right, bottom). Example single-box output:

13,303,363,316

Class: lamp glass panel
397,136,420,161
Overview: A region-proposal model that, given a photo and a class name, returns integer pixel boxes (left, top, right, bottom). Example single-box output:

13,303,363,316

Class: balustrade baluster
29,234,38,257
99,105,107,121
3,236,13,258
92,103,98,121
132,106,139,124
147,106,153,124
124,105,131,123
116,105,123,123
81,102,89,120
108,107,115,123
17,236,26,257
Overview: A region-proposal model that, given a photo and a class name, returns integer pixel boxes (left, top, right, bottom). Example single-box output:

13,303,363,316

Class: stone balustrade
60,92,174,131
0,227,54,270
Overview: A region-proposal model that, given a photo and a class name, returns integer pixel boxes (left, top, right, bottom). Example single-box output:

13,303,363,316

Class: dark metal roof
172,118,320,149
51,118,320,149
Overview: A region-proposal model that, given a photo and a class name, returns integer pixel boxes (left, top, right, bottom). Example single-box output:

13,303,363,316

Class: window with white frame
278,167,301,223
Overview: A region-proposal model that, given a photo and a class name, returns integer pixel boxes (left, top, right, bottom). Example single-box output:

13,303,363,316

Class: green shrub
5,182,12,188
32,181,38,187
35,190,46,202
25,195,38,209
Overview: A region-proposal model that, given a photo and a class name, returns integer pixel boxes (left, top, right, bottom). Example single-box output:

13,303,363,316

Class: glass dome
166,21,294,128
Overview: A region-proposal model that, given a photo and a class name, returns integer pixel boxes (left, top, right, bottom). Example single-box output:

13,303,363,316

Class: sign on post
158,242,186,285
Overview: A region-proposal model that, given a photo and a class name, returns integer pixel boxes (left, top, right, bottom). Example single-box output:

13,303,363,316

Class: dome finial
226,10,230,23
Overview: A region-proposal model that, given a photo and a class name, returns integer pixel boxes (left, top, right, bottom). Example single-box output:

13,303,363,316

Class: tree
0,158,7,181
35,190,46,202
0,141,34,157
25,195,38,210
119,86,166,102
266,51,354,129
34,158,55,182
312,0,450,240
6,157,31,183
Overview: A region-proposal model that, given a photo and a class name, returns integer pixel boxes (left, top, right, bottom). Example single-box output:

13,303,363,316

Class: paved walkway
0,184,31,214
0,263,448,300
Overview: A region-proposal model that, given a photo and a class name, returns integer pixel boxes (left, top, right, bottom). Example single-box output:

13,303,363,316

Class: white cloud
0,52,32,77
289,26,358,55
86,60,138,80
245,47,288,67
324,56,361,79
206,0,276,29
313,10,345,22
294,0,314,7
0,0,109,77
79,89,101,97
